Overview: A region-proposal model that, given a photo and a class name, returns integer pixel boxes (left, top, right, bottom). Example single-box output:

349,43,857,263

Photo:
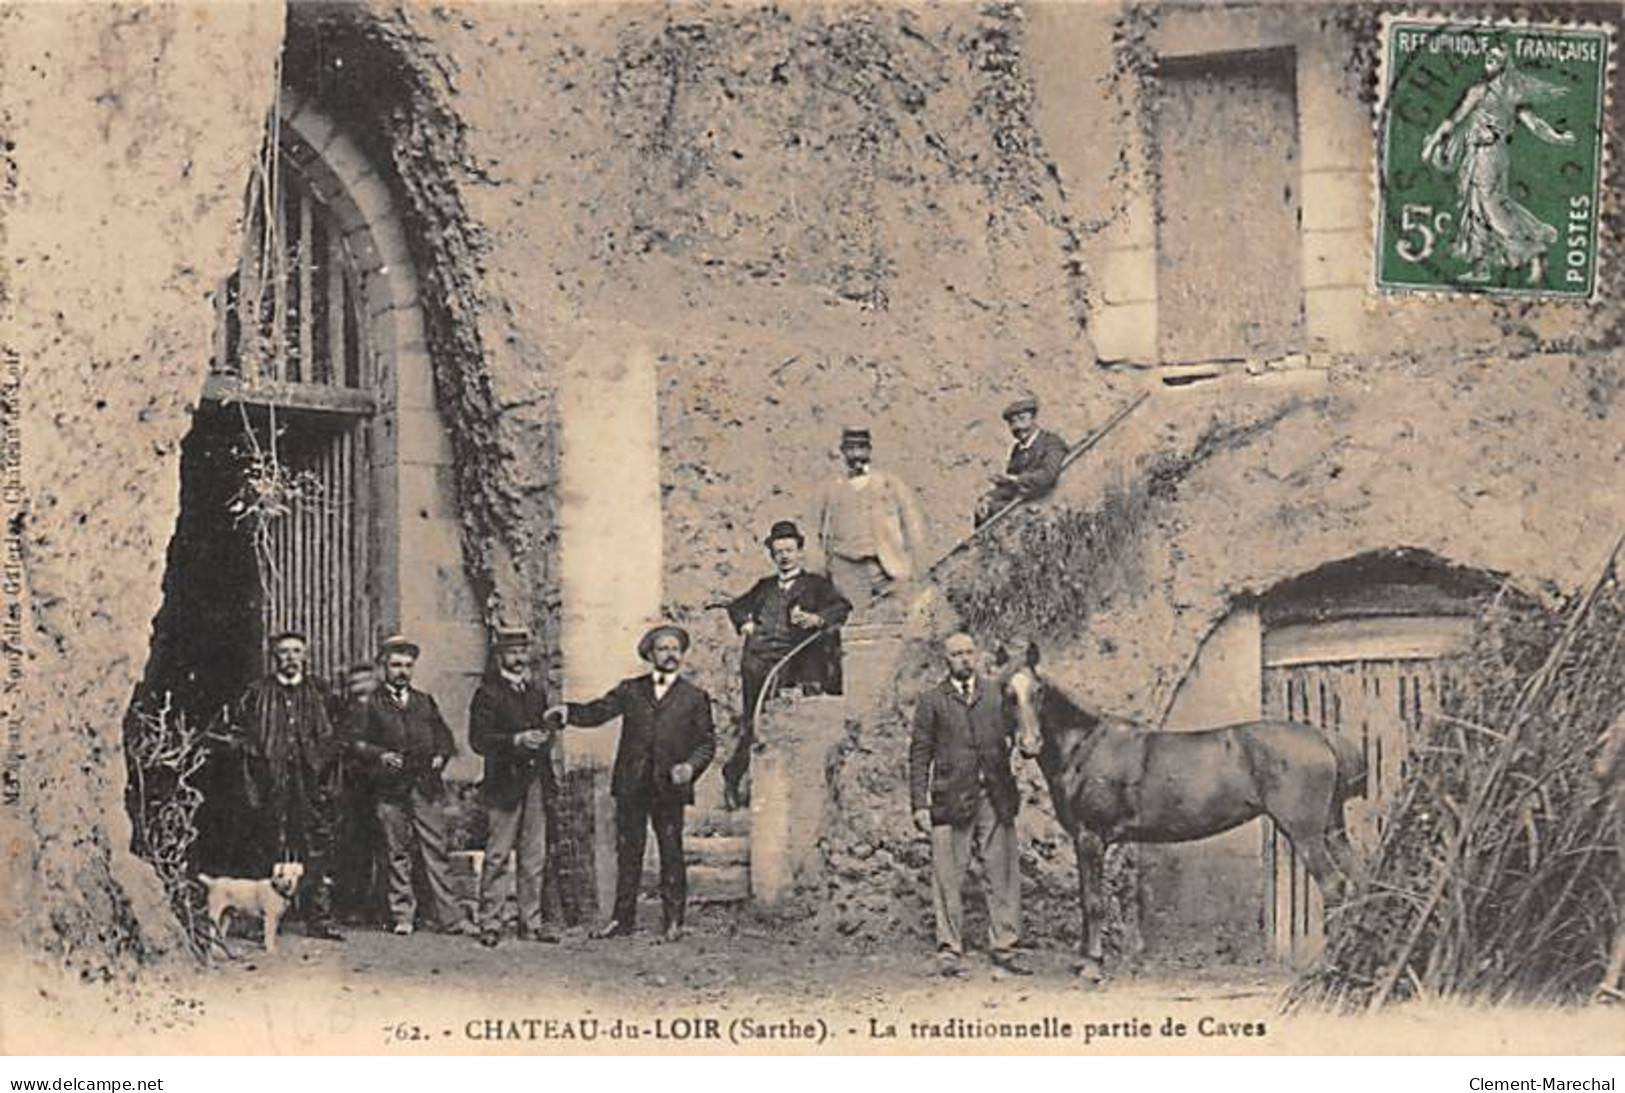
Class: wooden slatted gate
1259,616,1470,963
206,138,377,684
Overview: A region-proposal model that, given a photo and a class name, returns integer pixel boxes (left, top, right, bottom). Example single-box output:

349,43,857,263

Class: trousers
478,774,550,933
828,555,905,623
723,644,780,790
376,785,464,930
612,791,687,929
930,790,1020,957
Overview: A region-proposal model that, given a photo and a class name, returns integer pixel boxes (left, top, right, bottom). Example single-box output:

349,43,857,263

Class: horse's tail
1328,730,1367,803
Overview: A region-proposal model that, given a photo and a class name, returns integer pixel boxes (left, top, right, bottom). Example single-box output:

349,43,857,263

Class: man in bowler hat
974,396,1069,526
722,519,851,809
470,625,559,947
548,625,716,941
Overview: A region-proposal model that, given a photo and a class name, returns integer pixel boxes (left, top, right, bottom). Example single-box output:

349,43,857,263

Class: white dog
199,861,305,952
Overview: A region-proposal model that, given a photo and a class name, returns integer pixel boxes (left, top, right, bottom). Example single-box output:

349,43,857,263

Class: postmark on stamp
1375,15,1612,300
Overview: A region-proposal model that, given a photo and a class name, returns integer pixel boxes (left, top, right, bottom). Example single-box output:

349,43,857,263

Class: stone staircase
650,620,905,908
652,775,751,903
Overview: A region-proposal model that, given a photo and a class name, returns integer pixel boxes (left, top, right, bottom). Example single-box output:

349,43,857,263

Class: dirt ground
7,907,1620,1056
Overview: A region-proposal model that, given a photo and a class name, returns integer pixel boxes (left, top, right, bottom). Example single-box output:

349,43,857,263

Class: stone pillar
748,749,792,906
556,325,663,918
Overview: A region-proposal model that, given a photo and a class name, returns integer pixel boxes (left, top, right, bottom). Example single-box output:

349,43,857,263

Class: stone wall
0,2,286,973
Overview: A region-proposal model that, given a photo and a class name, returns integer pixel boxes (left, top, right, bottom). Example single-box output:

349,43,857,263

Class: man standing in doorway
218,630,345,941
349,635,471,936
812,426,927,621
909,631,1030,977
549,625,716,942
469,625,559,947
974,396,1069,527
722,520,851,809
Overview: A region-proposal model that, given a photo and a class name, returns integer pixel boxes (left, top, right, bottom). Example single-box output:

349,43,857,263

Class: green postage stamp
1375,15,1612,300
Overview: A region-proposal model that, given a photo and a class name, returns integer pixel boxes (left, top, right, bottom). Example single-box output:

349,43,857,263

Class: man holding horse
909,631,1031,977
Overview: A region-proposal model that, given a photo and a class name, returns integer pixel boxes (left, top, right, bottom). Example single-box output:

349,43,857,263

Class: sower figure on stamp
721,520,851,810
217,630,346,942
470,625,560,948
349,635,471,937
812,426,927,623
974,396,1069,527
909,632,1031,977
1421,40,1575,286
548,625,716,942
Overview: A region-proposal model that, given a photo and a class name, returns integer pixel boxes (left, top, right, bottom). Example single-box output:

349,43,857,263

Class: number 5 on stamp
1375,15,1612,300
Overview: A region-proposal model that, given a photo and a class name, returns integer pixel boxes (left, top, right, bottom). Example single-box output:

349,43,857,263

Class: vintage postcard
0,0,1621,1064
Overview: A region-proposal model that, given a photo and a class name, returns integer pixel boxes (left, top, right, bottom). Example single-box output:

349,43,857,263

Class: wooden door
257,417,373,685
1156,48,1304,363
1259,617,1468,963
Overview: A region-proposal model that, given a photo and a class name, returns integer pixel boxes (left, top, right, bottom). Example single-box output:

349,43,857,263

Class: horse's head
996,640,1046,760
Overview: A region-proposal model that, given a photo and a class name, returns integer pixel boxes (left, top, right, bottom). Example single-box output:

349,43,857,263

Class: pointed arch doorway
145,93,484,734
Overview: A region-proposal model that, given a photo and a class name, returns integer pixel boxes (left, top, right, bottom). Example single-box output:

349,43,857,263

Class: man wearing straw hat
812,426,927,621
349,635,471,936
974,396,1068,527
721,519,852,809
547,624,716,941
469,625,560,948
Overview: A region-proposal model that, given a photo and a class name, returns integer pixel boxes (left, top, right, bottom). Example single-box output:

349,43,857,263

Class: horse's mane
1034,671,1105,738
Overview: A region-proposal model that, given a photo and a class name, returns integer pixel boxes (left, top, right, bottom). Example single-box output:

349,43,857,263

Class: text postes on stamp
1376,16,1612,301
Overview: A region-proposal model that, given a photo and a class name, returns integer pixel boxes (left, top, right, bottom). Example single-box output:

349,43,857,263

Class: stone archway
134,91,486,886
1144,549,1500,965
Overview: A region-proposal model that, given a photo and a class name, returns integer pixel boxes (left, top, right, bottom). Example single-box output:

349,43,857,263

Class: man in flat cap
469,625,560,947
812,426,927,621
348,635,471,936
547,625,716,941
215,630,345,940
974,396,1069,527
721,520,852,809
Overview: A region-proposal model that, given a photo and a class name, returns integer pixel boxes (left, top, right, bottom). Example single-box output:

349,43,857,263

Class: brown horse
1001,643,1366,981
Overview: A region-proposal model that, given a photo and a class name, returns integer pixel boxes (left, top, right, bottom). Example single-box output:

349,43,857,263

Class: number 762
1396,203,1453,263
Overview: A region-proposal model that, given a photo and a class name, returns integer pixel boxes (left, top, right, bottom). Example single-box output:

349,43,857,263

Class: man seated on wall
721,520,852,810
974,396,1069,527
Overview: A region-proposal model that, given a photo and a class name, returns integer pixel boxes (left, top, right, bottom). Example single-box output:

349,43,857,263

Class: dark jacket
909,674,1020,826
349,687,457,801
1004,429,1069,500
566,675,716,806
469,673,556,808
727,571,852,693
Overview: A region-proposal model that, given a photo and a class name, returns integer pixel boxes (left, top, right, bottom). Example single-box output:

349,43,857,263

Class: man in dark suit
347,635,470,937
215,630,345,941
909,631,1030,976
722,520,852,809
549,624,716,941
974,396,1070,526
470,625,559,947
